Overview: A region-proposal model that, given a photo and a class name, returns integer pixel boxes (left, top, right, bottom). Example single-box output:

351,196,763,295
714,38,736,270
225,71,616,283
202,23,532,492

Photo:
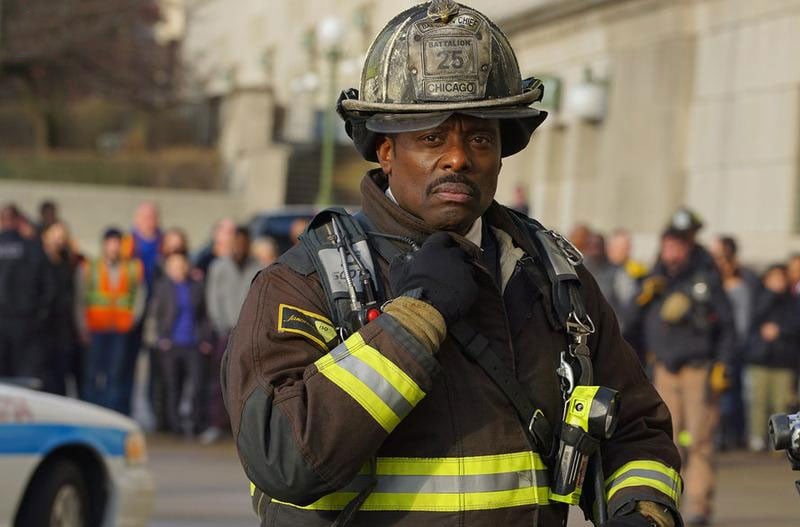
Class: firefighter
224,2,682,526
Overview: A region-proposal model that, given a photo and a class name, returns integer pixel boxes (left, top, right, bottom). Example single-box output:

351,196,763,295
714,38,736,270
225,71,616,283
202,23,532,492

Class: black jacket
147,276,212,345
629,259,736,372
0,230,56,319
746,290,800,370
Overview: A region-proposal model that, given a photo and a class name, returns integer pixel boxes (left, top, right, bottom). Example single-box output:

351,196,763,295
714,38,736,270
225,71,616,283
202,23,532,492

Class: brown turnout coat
223,171,681,527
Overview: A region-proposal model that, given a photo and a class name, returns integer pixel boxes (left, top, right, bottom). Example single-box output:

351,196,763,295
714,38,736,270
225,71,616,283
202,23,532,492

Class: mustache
426,173,481,200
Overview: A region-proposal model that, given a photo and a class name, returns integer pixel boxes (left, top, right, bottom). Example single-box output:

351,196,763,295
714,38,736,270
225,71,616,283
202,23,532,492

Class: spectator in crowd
567,223,591,254
194,217,236,278
607,228,648,280
203,226,260,443
121,201,163,416
628,227,736,525
17,212,38,240
0,203,56,389
711,235,759,449
37,200,59,235
77,228,146,413
511,184,529,215
146,252,212,436
787,252,800,296
251,236,279,268
583,231,636,319
288,217,310,249
41,222,83,396
148,226,192,430
744,264,800,451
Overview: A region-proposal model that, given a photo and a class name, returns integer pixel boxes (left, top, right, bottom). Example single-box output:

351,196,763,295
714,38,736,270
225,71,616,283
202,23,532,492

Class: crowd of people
571,208,800,523
0,200,282,443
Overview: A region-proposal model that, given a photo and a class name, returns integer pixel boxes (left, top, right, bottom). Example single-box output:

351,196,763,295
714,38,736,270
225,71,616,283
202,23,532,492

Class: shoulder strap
295,208,381,337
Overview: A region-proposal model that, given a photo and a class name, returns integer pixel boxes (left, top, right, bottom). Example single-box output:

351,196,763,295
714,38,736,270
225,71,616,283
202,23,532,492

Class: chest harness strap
282,208,601,525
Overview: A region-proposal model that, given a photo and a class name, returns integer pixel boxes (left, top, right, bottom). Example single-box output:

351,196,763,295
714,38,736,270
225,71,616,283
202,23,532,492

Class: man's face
103,237,121,262
660,236,690,275
377,114,502,234
233,233,250,261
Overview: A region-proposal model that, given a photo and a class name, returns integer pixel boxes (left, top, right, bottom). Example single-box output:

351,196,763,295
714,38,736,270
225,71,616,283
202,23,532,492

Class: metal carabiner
556,351,575,399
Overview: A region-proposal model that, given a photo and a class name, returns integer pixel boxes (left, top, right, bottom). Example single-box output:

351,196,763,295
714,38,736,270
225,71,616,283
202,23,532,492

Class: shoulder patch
277,304,338,351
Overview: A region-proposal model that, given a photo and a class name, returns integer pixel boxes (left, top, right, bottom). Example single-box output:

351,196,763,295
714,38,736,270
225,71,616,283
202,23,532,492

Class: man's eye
422,134,441,143
471,135,494,145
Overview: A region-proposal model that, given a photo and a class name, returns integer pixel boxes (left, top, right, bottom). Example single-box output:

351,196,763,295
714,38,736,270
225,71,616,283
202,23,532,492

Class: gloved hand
636,276,666,306
605,511,658,527
389,232,479,326
709,361,731,395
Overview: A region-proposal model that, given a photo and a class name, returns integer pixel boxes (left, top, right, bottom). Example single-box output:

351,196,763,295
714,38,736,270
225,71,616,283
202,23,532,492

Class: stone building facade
183,0,800,264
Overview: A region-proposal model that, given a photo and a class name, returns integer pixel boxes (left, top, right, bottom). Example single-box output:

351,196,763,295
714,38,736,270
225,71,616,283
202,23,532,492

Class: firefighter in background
224,2,682,526
77,227,146,413
629,227,736,526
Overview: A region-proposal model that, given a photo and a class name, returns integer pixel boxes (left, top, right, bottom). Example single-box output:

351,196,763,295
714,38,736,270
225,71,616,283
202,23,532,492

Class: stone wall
498,0,800,266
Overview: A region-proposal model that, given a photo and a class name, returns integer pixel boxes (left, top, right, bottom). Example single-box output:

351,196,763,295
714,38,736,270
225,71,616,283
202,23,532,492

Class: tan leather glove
709,361,731,395
636,276,666,306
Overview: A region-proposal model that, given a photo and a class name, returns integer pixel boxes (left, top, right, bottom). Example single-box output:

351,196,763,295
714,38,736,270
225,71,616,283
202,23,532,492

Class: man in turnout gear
224,2,682,526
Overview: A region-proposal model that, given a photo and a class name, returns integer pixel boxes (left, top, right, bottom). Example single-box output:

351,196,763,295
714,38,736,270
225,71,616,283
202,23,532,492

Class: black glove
389,232,479,325
605,511,659,527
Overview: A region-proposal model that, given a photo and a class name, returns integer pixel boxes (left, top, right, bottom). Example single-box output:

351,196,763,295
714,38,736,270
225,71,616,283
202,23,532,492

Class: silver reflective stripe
342,469,550,494
329,343,414,418
607,468,677,492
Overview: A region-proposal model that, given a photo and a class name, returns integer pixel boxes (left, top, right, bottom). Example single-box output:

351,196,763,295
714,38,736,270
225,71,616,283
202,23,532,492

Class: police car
0,381,154,527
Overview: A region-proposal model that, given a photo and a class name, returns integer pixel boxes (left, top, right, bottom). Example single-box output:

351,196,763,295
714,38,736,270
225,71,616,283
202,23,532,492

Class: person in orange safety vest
76,227,146,413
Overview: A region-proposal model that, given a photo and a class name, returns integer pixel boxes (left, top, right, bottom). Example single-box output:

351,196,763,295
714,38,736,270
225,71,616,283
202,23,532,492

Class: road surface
145,435,800,526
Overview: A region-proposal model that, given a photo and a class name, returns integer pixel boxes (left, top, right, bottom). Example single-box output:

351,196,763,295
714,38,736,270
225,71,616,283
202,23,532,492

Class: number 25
437,50,465,70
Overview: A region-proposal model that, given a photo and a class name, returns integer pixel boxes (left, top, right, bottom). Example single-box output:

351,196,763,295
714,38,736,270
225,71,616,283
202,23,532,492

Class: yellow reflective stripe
375,451,547,476
605,460,682,503
347,333,425,407
278,486,550,512
317,361,401,432
249,481,256,496
607,477,680,503
315,332,425,433
273,451,551,512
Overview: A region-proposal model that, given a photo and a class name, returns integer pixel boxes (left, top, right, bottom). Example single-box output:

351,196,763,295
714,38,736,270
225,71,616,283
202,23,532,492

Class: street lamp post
315,17,344,206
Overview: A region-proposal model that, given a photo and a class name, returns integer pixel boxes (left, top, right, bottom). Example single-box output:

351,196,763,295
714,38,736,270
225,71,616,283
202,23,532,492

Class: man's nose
441,137,472,172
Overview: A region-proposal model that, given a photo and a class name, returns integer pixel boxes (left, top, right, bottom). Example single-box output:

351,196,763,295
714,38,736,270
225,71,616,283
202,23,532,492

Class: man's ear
376,135,393,175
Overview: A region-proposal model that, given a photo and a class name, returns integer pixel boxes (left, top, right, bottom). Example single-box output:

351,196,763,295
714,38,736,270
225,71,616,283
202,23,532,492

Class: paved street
146,436,800,526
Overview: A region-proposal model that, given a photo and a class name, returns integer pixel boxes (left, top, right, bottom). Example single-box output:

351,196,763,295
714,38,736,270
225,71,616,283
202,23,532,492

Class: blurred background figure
607,228,648,281
122,201,163,417
194,217,236,278
146,226,192,431
0,203,56,389
511,184,529,215
744,264,800,452
37,200,59,236
146,252,212,437
41,221,83,397
288,217,310,249
583,231,637,320
627,227,736,526
567,223,591,255
202,226,260,444
668,207,716,274
787,253,800,297
77,228,145,413
252,236,279,268
710,235,759,450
